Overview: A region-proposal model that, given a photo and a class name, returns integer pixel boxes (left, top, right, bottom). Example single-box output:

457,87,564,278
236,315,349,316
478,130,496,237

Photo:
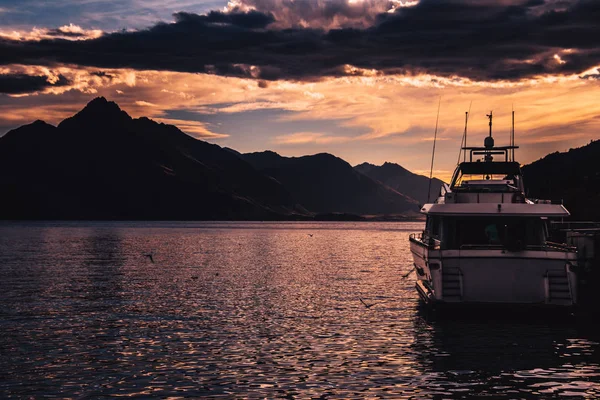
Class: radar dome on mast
484,111,494,161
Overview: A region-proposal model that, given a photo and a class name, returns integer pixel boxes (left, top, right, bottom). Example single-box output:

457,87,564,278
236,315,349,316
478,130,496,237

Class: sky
1,0,599,181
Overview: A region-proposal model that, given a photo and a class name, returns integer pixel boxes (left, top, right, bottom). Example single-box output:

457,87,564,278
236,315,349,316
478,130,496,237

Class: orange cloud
154,118,229,139
224,0,418,29
273,132,352,145
0,24,103,41
2,63,600,179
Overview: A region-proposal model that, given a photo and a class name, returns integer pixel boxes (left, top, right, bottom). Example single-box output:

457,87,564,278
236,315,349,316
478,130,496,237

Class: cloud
225,0,417,29
0,73,70,94
1,62,600,179
0,24,103,41
48,23,104,39
175,10,276,29
0,1,599,81
154,117,230,139
273,131,352,144
0,64,138,96
135,100,157,107
0,0,224,33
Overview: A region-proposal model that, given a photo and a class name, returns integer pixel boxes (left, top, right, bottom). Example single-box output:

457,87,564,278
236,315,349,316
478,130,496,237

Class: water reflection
80,229,126,311
0,221,599,398
411,308,600,398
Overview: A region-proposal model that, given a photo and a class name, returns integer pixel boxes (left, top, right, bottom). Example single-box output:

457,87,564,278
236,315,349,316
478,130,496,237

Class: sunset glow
1,0,599,179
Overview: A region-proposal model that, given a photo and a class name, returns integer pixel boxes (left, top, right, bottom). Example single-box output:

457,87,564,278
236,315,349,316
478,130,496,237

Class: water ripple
0,221,599,398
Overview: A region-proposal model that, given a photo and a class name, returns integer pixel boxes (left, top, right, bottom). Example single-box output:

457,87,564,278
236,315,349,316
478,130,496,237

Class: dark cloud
176,10,276,29
0,1,599,81
0,73,71,94
45,29,87,38
224,0,398,29
91,71,113,78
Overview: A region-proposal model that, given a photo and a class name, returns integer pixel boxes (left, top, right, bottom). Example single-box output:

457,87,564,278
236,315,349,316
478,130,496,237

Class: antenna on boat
464,112,468,161
457,101,472,165
511,107,515,162
427,97,441,203
484,111,494,162
456,111,468,165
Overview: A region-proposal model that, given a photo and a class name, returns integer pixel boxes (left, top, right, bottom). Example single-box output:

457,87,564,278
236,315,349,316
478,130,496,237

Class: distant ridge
522,140,600,221
6,97,589,220
0,97,304,220
243,151,419,215
355,161,444,204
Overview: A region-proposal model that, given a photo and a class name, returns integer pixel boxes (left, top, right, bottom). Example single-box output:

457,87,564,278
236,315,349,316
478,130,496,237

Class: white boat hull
410,239,577,308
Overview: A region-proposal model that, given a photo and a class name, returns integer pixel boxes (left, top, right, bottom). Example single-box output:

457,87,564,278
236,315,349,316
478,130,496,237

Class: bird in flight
360,297,393,309
359,298,374,308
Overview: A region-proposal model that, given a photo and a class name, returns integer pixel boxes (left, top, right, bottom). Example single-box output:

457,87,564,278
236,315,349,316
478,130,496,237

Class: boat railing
542,241,577,252
459,244,504,250
458,242,575,252
551,221,600,231
409,232,421,241
409,232,441,250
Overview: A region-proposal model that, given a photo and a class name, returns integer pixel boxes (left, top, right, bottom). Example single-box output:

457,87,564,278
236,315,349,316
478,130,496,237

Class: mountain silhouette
0,97,303,220
522,140,600,221
354,162,445,204
4,97,590,221
242,151,419,215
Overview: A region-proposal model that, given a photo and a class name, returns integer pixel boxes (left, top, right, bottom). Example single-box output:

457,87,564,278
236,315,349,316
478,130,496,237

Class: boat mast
457,110,470,165
427,97,441,203
463,111,469,162
512,110,515,162
484,111,494,162
456,102,472,165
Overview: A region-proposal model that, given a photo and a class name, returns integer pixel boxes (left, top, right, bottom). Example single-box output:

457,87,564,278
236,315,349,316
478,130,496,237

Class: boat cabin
441,143,527,205
410,111,578,309
424,214,549,251
419,132,570,251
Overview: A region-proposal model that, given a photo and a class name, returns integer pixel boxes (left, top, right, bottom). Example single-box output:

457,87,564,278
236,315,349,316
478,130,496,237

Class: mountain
242,151,419,215
0,97,304,220
354,162,445,204
522,140,600,221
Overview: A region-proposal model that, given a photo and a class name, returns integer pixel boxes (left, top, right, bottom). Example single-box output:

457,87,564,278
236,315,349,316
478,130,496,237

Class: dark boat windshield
450,161,524,192
442,216,547,250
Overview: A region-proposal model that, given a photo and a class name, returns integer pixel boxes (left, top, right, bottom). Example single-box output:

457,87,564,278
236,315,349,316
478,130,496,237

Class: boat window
450,162,524,192
426,216,441,238
445,217,546,249
454,174,518,191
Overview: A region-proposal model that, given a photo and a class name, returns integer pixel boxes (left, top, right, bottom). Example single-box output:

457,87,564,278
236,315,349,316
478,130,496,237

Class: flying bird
144,252,155,263
402,266,416,279
360,297,395,309
359,298,374,309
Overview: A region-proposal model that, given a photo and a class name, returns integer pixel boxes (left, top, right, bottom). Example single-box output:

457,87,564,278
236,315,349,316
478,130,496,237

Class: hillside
5,97,589,221
242,151,419,215
522,140,600,221
0,97,303,220
355,162,445,204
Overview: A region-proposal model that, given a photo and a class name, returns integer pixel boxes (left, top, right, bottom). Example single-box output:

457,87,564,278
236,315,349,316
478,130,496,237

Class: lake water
1,221,599,398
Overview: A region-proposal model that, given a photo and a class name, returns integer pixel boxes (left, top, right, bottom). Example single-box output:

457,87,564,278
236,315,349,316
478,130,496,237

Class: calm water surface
1,221,599,398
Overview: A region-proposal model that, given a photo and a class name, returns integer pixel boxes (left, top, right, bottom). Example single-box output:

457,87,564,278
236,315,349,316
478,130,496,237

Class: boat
409,111,578,310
